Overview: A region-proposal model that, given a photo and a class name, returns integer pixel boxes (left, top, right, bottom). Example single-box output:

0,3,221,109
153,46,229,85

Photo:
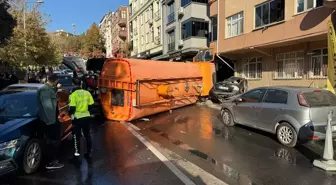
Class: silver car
220,86,336,147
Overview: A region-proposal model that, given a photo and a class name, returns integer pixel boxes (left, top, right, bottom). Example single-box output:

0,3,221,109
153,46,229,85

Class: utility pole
72,24,76,35
23,0,44,58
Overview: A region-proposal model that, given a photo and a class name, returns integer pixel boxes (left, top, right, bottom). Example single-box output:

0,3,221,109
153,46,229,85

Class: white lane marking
124,122,196,185
129,123,141,131
151,141,229,185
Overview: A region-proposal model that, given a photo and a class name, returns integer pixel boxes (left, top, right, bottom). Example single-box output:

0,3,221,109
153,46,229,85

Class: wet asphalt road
3,105,336,185
1,120,184,185
133,105,336,185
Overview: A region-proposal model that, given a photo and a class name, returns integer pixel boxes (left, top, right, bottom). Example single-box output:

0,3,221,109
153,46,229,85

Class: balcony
119,30,127,39
154,36,161,45
154,11,161,21
117,17,127,27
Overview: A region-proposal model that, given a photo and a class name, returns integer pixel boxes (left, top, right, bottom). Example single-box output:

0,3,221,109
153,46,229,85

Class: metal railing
168,42,175,52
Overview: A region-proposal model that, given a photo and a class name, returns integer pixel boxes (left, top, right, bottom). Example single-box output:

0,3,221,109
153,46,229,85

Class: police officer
69,78,94,160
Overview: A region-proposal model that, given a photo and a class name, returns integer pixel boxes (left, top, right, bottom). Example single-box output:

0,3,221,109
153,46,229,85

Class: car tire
22,139,42,174
276,123,298,148
222,109,235,126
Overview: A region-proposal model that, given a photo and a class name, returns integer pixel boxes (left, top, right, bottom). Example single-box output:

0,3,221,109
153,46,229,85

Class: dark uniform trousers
72,117,92,155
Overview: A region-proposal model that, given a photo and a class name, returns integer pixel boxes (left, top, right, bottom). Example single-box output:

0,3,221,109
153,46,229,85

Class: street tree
0,0,16,46
0,1,61,66
84,23,105,57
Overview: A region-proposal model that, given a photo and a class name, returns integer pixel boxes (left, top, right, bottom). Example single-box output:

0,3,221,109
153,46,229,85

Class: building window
168,30,175,52
255,0,285,28
182,21,209,39
181,0,207,7
310,48,328,78
211,16,217,41
167,1,175,24
242,57,262,79
226,12,243,38
297,0,323,13
275,51,304,79
121,11,127,19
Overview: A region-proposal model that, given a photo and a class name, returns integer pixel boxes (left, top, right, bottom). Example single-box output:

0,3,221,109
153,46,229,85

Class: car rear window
302,90,336,107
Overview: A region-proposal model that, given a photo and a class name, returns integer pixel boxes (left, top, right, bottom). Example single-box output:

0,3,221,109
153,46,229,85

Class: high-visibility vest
69,89,94,119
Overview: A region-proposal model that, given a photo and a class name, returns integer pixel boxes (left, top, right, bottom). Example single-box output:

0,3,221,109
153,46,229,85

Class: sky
40,0,129,34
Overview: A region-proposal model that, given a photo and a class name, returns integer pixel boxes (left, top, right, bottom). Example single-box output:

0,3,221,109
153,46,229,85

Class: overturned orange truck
99,49,216,121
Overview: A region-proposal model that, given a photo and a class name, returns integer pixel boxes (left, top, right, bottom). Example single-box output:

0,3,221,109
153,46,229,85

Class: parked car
57,74,74,92
0,85,72,176
210,77,248,103
220,86,336,147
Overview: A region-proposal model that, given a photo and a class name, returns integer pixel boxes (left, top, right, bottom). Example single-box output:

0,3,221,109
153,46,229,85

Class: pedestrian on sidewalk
37,73,64,170
69,78,95,162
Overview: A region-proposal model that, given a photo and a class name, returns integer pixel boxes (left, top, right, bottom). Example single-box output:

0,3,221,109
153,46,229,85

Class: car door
233,88,266,126
57,91,72,140
260,89,289,132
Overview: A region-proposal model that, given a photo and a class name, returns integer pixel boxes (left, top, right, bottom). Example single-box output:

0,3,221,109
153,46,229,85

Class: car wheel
222,109,235,126
23,139,42,174
276,123,298,148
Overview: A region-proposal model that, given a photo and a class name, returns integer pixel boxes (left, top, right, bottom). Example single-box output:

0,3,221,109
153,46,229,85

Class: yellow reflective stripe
74,112,90,119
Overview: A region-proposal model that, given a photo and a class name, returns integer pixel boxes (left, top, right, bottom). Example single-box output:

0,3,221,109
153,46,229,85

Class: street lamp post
23,0,44,57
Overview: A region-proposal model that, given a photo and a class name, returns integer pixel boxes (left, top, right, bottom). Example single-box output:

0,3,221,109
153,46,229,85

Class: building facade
129,0,163,59
99,12,113,57
210,0,331,89
111,6,130,58
153,0,209,61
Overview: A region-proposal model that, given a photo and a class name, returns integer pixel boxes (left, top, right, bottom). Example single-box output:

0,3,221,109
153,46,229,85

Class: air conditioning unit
178,7,184,16
178,40,184,47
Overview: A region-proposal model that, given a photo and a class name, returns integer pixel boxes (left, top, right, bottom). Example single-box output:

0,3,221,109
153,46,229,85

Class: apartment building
111,6,130,58
210,0,331,89
129,0,163,59
99,12,113,57
152,0,210,61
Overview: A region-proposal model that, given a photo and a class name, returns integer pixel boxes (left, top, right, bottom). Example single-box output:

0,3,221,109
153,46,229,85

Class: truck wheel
23,139,42,174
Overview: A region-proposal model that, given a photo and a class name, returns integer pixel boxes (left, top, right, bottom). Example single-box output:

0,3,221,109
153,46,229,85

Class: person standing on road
37,73,64,170
69,78,94,161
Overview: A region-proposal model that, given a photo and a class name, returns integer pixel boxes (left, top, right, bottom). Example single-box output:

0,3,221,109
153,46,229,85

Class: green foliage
0,1,61,66
84,23,105,55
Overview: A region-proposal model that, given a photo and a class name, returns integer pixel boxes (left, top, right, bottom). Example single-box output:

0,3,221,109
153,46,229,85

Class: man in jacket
37,73,64,169
69,78,94,161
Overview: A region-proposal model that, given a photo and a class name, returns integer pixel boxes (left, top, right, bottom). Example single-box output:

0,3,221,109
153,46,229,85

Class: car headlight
218,86,229,90
0,139,19,151
0,139,20,157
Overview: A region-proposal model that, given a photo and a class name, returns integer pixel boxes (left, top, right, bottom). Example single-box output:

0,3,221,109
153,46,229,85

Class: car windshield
58,76,72,86
0,91,37,118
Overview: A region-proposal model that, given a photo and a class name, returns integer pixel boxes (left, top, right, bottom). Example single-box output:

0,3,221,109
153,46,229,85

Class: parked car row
219,86,336,147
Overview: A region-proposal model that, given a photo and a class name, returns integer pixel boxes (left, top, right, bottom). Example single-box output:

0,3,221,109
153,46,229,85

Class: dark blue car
0,87,72,176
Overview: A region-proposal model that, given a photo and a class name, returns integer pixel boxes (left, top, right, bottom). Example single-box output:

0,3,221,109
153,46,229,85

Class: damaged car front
209,77,248,103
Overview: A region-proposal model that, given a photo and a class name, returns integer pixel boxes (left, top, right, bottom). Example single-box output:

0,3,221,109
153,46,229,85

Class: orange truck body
99,58,214,121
